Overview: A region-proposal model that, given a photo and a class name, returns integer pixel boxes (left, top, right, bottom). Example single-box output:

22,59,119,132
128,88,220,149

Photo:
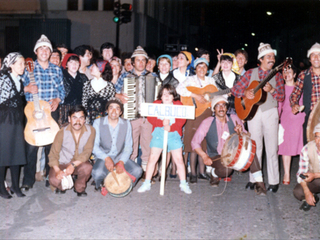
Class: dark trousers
49,162,92,192
22,107,59,187
293,179,320,201
211,155,261,178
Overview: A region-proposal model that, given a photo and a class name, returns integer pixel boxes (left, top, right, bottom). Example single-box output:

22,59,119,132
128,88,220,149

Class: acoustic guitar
180,84,231,117
234,58,292,121
24,58,60,146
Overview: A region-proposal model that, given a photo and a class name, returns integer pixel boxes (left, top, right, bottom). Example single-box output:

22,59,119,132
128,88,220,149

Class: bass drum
221,133,256,172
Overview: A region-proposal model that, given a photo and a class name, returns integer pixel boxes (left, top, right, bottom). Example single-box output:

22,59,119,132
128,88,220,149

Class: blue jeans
92,159,143,189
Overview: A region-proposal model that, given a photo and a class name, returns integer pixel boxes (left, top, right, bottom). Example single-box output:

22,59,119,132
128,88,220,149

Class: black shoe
169,174,177,179
45,180,50,187
209,175,220,187
198,173,210,181
76,191,87,197
0,189,12,199
10,187,26,197
245,182,256,190
299,200,312,211
55,189,66,194
189,175,197,184
267,184,279,193
21,185,32,191
94,186,101,192
91,180,96,186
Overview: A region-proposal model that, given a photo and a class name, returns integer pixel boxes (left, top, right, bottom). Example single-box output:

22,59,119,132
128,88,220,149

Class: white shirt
91,77,108,93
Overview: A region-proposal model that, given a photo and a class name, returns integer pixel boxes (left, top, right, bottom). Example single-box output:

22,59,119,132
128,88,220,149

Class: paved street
1,157,320,239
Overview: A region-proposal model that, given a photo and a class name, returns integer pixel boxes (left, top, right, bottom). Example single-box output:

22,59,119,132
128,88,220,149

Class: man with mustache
232,42,285,193
290,43,320,145
191,96,267,195
48,105,95,196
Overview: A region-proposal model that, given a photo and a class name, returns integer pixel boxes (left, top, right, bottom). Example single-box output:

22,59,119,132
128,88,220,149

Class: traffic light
113,1,132,24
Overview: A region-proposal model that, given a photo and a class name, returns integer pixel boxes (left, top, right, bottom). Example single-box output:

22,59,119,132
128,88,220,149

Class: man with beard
48,105,95,196
232,43,284,193
191,96,267,195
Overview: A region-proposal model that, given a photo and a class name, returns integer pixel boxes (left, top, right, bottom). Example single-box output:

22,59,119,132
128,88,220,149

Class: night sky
183,0,320,69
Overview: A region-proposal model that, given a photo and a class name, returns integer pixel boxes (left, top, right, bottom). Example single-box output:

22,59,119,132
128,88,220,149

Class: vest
59,124,92,164
302,69,312,114
307,140,320,173
99,116,128,163
249,68,277,112
206,116,235,157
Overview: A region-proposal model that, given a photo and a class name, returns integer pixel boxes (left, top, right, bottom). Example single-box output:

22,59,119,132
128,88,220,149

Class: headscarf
61,53,80,69
222,53,240,75
1,52,23,70
96,60,109,73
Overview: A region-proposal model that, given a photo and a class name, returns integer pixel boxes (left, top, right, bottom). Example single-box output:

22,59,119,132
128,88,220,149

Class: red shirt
147,100,186,136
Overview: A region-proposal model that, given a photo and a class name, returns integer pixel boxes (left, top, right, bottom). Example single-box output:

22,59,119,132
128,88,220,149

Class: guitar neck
253,61,286,94
29,72,41,111
209,88,231,98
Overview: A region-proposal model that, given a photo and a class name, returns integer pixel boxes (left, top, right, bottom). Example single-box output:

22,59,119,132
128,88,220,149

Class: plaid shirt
22,60,65,103
115,69,157,93
296,143,320,183
231,67,284,102
289,67,320,111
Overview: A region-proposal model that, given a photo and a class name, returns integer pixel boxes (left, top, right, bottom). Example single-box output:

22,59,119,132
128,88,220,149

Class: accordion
123,75,161,120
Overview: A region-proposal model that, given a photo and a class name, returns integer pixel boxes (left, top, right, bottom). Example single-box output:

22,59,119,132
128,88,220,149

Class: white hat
211,96,228,111
307,43,320,58
34,34,53,53
257,42,276,60
131,46,148,59
313,123,320,134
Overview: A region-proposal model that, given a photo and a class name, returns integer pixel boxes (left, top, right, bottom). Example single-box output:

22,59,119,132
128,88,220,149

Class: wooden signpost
141,103,195,195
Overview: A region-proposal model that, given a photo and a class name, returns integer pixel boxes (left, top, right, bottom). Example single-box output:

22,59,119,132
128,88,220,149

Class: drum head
221,133,239,167
104,171,133,198
307,100,320,142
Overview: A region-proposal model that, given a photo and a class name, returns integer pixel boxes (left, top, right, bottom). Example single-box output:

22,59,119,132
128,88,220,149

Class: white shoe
137,182,151,193
180,183,192,194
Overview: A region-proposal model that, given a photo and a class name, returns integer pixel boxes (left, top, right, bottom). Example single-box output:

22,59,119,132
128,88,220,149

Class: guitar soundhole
240,98,246,110
33,110,44,120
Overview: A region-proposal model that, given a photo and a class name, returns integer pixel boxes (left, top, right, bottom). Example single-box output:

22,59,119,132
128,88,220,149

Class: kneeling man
191,96,266,195
49,105,95,196
293,123,320,211
92,98,143,191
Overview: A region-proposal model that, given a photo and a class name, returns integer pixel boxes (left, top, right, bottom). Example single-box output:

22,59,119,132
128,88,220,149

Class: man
100,42,114,62
231,42,285,193
56,43,68,61
121,52,133,72
74,45,93,80
293,123,320,211
290,43,320,144
91,98,143,191
191,96,266,195
49,49,62,67
22,34,65,190
234,49,248,76
48,105,95,196
146,54,156,73
116,46,156,174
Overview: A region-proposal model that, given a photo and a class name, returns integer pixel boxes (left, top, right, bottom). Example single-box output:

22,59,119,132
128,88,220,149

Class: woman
172,51,194,83
157,54,179,89
278,65,305,185
59,53,88,126
0,52,27,199
212,53,241,114
176,58,216,183
82,60,116,124
110,57,122,85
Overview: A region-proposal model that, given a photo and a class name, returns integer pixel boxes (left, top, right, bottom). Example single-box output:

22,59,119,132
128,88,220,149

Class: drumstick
211,153,231,162
112,171,120,186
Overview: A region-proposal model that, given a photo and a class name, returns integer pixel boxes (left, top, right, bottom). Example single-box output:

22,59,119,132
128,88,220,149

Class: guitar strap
302,69,312,114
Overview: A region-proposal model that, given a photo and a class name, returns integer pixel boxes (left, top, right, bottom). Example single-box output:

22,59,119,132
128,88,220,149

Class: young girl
137,84,192,194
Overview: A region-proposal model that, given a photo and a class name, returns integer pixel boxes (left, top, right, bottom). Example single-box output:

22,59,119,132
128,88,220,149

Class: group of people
1,33,320,211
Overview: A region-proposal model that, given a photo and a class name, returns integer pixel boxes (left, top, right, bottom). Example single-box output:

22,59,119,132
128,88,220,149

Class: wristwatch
71,162,76,168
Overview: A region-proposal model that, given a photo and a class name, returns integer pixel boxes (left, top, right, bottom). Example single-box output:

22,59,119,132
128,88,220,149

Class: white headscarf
1,52,23,70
